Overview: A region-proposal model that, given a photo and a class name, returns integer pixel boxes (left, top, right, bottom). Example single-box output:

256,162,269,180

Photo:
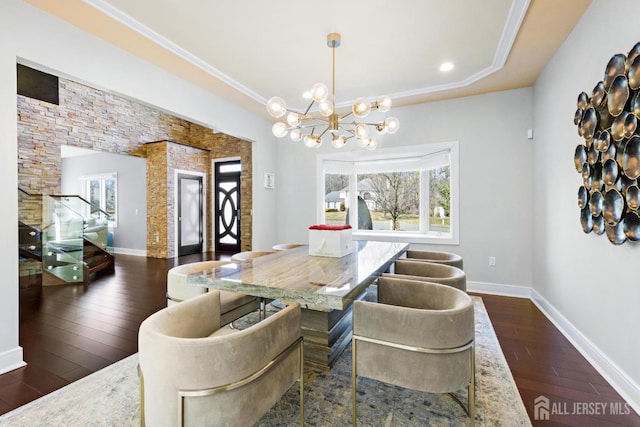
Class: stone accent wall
145,142,168,258
18,76,253,260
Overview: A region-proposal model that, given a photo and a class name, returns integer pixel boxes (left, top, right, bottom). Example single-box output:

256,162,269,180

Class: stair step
88,259,114,275
18,220,114,285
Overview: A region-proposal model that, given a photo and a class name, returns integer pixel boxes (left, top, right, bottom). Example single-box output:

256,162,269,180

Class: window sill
352,231,459,245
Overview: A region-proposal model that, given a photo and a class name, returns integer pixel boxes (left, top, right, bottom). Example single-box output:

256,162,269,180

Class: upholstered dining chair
230,250,276,262
386,259,467,291
166,260,261,326
272,243,304,251
139,291,304,427
405,250,464,269
352,275,475,426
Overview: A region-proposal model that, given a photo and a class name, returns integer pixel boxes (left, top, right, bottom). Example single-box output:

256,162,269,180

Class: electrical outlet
489,256,496,266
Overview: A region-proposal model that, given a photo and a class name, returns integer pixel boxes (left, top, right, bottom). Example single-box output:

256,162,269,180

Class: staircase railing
49,195,113,251
41,193,114,284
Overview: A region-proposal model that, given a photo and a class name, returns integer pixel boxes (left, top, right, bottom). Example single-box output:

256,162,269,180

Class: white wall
0,8,23,374
532,0,640,408
0,0,277,373
276,87,534,288
62,152,147,254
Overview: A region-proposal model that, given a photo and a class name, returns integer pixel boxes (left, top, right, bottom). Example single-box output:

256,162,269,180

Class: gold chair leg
469,345,476,427
299,340,305,426
138,364,145,427
352,338,357,426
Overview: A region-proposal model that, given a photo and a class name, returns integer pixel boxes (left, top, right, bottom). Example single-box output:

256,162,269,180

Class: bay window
318,142,458,244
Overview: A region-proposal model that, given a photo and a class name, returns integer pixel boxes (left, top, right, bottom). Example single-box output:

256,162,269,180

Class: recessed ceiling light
439,62,454,72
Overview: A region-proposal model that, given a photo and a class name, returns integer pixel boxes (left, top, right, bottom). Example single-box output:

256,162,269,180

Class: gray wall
62,151,147,253
532,0,640,406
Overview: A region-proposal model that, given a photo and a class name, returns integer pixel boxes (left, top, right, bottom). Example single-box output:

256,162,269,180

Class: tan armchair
387,259,467,291
139,290,304,427
352,276,475,425
167,260,260,326
406,250,463,269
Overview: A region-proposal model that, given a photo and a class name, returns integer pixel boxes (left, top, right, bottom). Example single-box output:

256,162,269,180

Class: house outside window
318,142,459,244
80,172,117,227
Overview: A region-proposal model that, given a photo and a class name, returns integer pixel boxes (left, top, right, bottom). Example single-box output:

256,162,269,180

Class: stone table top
188,240,409,311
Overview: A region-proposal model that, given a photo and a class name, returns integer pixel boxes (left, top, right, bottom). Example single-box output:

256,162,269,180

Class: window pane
429,165,451,234
324,173,348,225
219,163,241,173
89,180,100,207
104,178,116,217
357,172,420,231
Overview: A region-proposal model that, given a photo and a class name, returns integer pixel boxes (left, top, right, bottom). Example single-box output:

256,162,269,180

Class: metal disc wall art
626,184,640,210
593,214,606,235
573,41,640,245
623,211,640,240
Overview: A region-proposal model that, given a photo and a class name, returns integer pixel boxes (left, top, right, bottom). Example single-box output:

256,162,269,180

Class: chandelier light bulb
311,83,329,102
289,128,302,142
352,97,371,118
385,117,400,134
377,96,392,112
365,138,377,150
318,100,334,117
376,122,387,134
355,123,369,139
286,112,301,127
304,134,322,148
272,122,288,138
331,135,347,148
267,97,287,118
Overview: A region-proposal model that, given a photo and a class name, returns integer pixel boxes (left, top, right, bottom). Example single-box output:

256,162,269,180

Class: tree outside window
358,172,420,231
319,142,458,244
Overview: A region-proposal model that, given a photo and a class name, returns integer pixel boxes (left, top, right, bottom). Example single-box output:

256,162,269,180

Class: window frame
80,172,118,228
316,142,459,245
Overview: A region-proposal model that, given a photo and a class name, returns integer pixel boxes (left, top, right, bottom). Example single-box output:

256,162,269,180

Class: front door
214,161,241,253
177,174,203,256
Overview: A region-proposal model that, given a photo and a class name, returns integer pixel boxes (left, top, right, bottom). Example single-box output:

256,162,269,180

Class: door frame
174,169,207,257
213,157,241,252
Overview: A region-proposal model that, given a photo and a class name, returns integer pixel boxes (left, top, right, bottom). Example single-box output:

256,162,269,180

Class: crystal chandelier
266,33,399,150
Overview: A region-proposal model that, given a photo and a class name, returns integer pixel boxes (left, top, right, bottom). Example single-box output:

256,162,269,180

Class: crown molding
82,0,268,105
84,0,529,109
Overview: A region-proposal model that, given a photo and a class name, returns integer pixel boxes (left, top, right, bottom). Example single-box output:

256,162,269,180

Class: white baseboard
112,247,147,257
530,289,640,415
469,280,640,413
0,347,26,375
467,280,532,298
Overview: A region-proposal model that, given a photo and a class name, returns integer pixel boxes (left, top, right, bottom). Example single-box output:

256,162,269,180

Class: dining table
188,240,409,372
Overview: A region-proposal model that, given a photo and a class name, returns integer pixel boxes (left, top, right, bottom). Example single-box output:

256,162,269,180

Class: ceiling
27,0,591,121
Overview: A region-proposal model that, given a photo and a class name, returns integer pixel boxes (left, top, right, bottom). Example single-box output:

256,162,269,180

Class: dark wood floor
479,294,640,426
2,254,639,426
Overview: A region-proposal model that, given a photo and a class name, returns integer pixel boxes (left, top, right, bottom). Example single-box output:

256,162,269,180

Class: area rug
0,296,531,426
